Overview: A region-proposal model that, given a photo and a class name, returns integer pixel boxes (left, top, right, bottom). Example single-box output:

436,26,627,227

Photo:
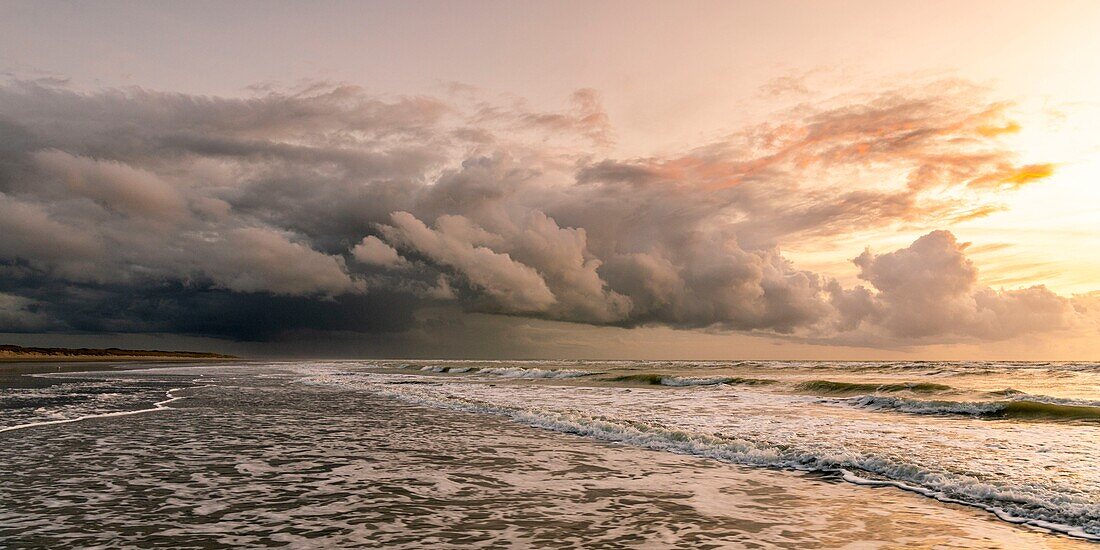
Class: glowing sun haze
0,0,1098,359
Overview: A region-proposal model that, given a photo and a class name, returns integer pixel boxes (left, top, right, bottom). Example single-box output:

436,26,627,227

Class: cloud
0,293,50,331
0,78,1084,346
380,212,557,313
573,85,1054,249
196,227,360,296
0,193,102,266
834,231,1075,340
33,149,187,221
351,236,405,267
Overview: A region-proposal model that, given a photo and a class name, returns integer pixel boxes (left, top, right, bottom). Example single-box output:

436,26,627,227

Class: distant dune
0,344,236,361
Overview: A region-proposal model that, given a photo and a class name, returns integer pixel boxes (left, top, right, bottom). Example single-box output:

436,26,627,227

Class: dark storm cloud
0,79,1082,344
0,272,416,341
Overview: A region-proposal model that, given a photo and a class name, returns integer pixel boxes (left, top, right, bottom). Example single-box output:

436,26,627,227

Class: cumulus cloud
351,236,405,267
0,78,1085,345
832,231,1075,340
33,149,187,221
196,227,360,295
380,212,557,313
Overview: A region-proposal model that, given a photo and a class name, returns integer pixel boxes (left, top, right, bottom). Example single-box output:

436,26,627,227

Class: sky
0,0,1098,359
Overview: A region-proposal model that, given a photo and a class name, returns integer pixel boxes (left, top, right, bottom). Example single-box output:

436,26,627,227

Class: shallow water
1,360,1097,548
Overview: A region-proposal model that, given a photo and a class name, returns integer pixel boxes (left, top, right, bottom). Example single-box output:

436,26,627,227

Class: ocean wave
986,388,1026,397
608,374,776,387
848,395,1100,422
476,367,594,379
360,381,1100,540
797,380,954,395
418,365,474,373
394,364,590,378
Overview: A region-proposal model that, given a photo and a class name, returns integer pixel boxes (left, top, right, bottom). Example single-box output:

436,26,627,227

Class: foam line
0,387,190,434
844,394,1100,422
837,470,1100,541
357,381,1100,542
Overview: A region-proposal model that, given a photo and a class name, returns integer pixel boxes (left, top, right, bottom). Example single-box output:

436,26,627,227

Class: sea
2,359,1099,548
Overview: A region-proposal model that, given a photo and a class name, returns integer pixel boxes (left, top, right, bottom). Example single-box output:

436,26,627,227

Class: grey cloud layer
0,80,1083,343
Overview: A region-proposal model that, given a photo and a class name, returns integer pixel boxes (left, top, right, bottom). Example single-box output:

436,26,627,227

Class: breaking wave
797,380,954,395
357,380,1100,540
418,365,474,373
848,395,1100,422
476,367,594,379
607,374,776,387
404,365,590,378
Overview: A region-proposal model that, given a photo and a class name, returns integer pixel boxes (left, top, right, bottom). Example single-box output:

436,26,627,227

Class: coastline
0,355,237,364
0,344,237,367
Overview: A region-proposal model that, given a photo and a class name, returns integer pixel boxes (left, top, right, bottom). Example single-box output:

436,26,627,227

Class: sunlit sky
1,0,1098,358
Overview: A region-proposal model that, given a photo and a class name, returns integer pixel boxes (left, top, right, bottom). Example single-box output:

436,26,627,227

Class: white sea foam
415,365,475,373
605,374,775,387
844,394,1100,422
298,367,1100,540
0,387,191,434
400,391,1100,539
476,367,593,379
660,376,737,386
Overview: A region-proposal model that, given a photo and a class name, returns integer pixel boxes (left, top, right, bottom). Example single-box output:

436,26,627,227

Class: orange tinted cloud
1001,163,1055,188
950,204,1006,222
578,83,1054,244
968,162,1055,189
977,120,1021,136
